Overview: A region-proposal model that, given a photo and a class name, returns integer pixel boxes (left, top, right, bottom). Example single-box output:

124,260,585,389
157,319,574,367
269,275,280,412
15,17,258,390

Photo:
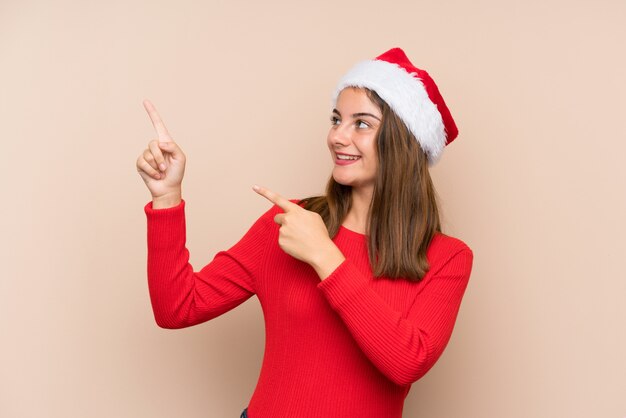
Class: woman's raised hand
136,100,186,202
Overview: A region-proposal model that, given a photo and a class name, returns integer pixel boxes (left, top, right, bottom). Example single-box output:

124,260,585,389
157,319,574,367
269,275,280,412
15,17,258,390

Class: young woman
136,47,474,418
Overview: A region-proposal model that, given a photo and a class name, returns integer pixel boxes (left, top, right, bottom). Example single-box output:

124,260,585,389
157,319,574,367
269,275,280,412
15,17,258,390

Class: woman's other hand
136,100,186,204
253,185,346,280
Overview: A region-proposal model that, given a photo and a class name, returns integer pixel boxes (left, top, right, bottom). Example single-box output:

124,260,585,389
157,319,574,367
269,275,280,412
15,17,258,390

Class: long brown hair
299,88,442,282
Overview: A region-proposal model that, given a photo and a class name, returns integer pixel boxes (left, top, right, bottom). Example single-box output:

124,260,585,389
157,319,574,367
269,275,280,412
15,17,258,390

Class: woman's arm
316,245,474,386
144,199,273,329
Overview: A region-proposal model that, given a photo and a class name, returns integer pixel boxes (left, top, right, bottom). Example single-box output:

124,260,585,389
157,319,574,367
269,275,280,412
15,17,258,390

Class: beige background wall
1,0,624,417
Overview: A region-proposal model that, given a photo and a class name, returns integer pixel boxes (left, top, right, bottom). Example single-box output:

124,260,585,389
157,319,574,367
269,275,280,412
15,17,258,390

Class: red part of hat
375,48,459,145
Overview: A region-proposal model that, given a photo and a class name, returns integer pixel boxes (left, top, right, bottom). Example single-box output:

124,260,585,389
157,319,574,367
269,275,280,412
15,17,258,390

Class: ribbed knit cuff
144,199,187,251
316,258,370,311
144,198,186,214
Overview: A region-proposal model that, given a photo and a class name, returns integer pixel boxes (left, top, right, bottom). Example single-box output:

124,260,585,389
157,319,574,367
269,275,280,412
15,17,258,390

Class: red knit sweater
144,198,473,418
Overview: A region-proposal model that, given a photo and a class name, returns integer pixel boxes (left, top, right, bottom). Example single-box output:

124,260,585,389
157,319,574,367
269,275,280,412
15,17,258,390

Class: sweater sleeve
316,245,473,386
144,199,273,329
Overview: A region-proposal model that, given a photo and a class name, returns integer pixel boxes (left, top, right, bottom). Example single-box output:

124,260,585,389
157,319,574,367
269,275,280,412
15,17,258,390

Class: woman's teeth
337,155,361,160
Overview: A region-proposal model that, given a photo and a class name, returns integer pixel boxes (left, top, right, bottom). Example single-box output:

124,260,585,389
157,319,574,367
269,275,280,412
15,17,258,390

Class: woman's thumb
159,141,180,160
159,141,176,154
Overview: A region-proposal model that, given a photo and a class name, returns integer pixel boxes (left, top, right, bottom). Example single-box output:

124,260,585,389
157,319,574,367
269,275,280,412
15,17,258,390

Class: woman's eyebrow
332,108,381,121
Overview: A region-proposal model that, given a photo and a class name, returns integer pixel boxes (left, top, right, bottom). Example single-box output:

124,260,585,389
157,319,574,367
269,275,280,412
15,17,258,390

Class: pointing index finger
143,99,173,142
253,185,299,212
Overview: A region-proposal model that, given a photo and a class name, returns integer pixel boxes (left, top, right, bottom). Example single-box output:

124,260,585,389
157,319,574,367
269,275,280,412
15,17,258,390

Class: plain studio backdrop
1,0,624,417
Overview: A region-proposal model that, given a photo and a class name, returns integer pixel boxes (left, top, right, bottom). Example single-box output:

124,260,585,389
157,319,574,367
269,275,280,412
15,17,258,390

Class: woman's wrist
152,191,182,209
311,242,346,281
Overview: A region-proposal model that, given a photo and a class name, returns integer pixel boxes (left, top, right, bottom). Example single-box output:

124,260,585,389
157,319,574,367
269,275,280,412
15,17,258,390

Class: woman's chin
332,174,375,193
331,173,353,186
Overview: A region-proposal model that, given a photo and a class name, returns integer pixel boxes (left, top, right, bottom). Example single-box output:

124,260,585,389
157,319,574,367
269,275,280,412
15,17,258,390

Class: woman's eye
356,120,369,129
330,116,340,125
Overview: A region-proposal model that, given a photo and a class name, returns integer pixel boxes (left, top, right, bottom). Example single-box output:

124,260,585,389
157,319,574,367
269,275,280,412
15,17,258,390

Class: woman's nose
330,125,351,147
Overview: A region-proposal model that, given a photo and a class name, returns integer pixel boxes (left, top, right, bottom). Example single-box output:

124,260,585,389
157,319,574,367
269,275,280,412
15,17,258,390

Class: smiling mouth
336,154,361,161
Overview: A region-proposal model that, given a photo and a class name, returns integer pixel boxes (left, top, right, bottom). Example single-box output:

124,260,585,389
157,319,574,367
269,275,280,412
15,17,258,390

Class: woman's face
327,87,382,193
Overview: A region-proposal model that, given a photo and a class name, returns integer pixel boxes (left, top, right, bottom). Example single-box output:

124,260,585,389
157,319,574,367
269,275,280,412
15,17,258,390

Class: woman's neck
343,186,373,234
